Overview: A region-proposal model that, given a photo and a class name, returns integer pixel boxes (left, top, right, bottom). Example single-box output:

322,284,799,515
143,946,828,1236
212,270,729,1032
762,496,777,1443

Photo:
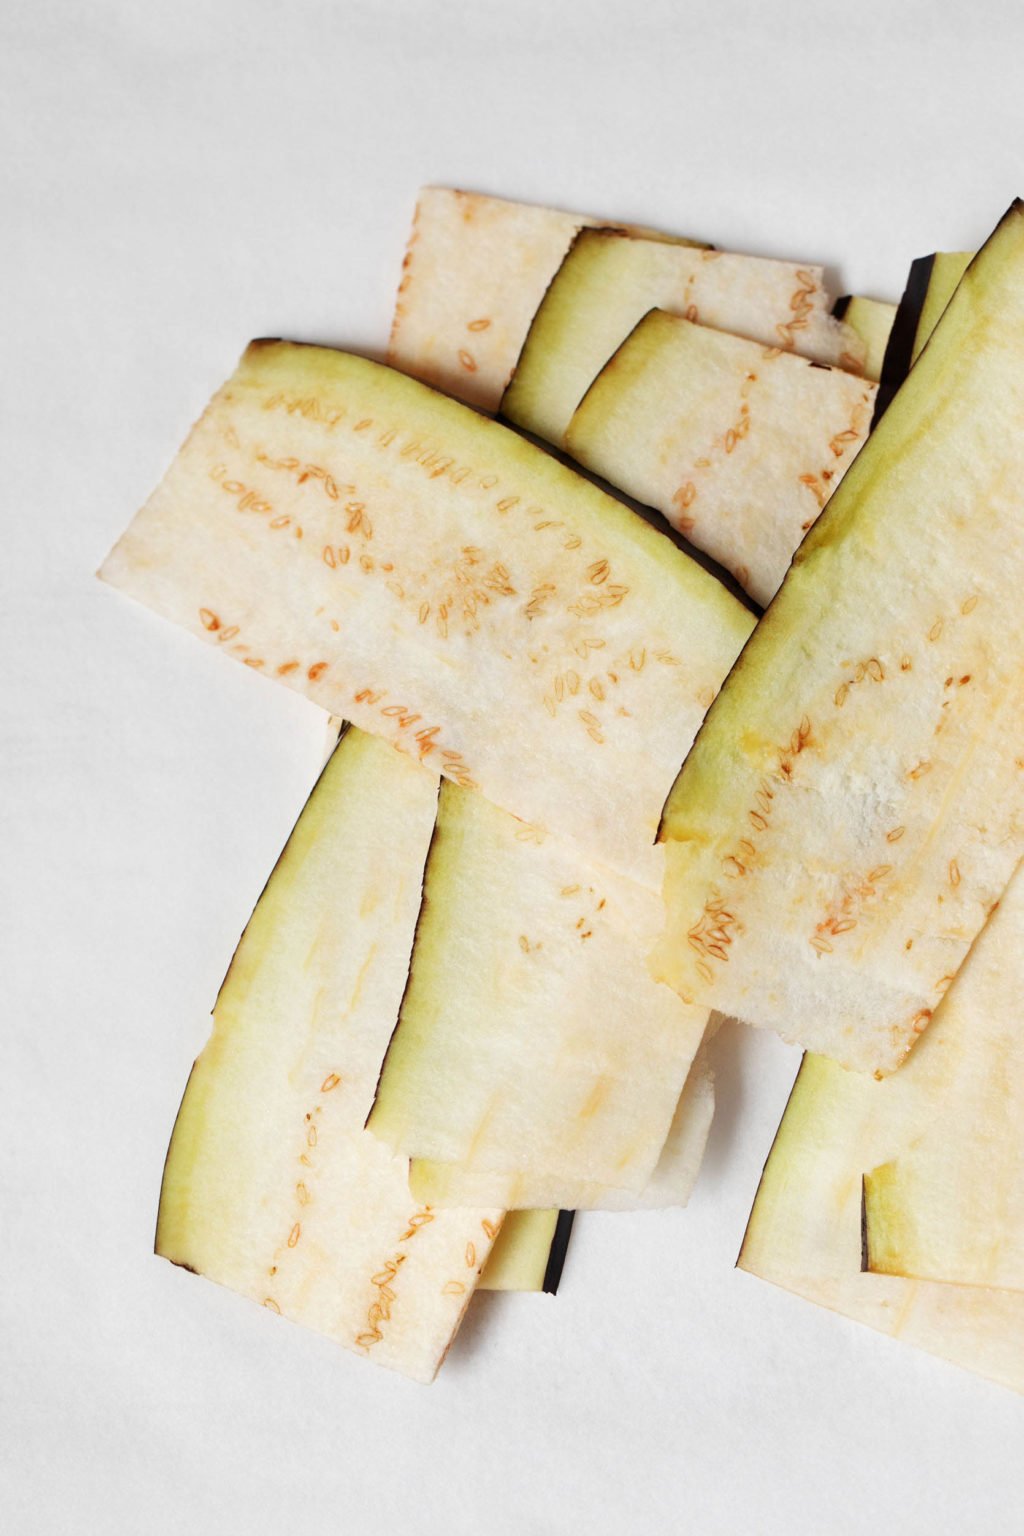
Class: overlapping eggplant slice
502,227,864,446
654,204,1024,1075
565,311,876,606
101,341,753,884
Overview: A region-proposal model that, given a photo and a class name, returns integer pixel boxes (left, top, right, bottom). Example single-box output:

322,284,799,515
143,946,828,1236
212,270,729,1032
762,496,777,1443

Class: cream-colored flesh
502,229,864,447
863,863,1024,1288
739,219,1024,1395
655,204,1024,1075
155,729,503,1384
387,188,699,411
368,782,709,1199
739,1038,1024,1395
100,342,753,885
409,1046,715,1210
837,295,896,384
855,247,1024,1288
566,312,876,606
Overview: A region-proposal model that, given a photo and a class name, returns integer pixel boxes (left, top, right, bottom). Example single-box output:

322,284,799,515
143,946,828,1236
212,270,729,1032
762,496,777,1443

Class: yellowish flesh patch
838,295,897,383
478,1210,561,1291
409,1047,715,1211
739,1016,1024,1394
863,863,1024,1289
912,253,974,365
368,782,709,1200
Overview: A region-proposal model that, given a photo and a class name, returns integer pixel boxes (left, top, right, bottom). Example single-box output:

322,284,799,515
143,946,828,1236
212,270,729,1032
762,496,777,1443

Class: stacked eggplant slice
103,187,1024,1388
740,233,1024,1391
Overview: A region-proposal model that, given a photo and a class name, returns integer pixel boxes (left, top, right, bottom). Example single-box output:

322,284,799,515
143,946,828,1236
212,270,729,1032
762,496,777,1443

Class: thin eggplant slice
654,203,1024,1075
566,311,875,606
502,228,864,446
156,729,502,1383
367,781,710,1202
388,187,703,411
100,341,753,884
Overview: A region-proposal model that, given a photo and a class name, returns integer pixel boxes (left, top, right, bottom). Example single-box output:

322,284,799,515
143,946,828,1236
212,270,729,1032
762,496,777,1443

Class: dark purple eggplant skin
543,1210,576,1294
872,254,936,422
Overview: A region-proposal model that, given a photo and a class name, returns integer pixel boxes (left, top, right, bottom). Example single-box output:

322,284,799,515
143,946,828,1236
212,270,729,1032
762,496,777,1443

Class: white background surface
4,2,1024,1531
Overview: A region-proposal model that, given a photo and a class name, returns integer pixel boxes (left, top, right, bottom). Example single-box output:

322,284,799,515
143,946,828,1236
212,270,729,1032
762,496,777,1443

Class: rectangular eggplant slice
831,295,897,384
654,202,1024,1076
408,1046,715,1210
100,341,753,885
863,863,1024,1289
330,722,572,1292
155,728,504,1384
367,781,710,1200
856,250,1024,1288
501,228,865,447
738,224,1024,1389
738,1046,1024,1395
565,312,876,607
198,711,566,1304
388,187,703,412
